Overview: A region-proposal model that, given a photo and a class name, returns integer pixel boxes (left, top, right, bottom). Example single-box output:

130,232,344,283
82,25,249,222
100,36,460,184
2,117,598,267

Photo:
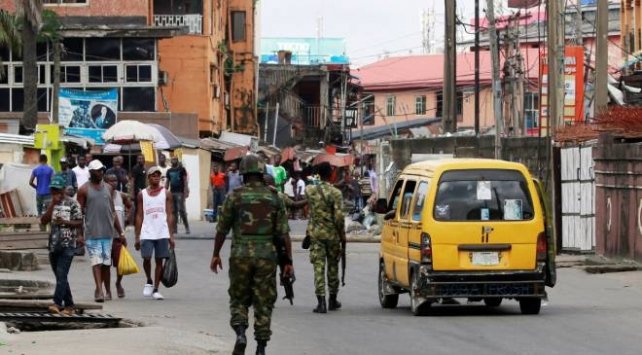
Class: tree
39,10,61,123
16,0,43,134
0,10,20,80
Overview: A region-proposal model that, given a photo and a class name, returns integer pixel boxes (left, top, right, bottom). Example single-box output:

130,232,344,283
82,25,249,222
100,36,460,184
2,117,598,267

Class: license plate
472,252,499,266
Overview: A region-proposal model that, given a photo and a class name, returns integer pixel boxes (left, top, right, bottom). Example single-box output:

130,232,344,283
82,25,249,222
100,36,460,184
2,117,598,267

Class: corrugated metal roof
0,133,34,146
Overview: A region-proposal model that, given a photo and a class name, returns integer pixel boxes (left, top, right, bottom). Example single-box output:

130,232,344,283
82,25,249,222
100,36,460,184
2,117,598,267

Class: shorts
111,237,123,268
85,238,113,266
141,239,170,260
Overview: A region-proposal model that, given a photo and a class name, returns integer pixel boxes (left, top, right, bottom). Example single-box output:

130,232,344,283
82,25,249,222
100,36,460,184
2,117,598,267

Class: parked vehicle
376,159,556,315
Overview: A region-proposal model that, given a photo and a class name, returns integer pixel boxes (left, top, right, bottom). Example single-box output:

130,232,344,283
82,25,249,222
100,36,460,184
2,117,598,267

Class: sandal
105,292,112,301
117,285,125,298
94,290,104,303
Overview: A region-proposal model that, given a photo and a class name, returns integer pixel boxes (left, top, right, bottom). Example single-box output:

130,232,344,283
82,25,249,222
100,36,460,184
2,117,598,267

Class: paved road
4,240,642,354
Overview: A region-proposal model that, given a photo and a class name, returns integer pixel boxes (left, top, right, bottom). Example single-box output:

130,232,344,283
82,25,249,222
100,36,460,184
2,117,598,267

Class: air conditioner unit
224,92,230,106
158,70,169,85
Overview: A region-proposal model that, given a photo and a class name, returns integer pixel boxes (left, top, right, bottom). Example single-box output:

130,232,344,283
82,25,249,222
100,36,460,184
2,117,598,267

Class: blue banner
59,88,118,145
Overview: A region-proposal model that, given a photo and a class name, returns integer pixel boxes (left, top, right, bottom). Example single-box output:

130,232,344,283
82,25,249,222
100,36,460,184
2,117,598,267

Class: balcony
154,14,202,35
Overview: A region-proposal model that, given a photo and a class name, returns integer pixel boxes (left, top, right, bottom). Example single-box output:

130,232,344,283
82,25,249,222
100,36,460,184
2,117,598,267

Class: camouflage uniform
305,182,345,296
216,181,289,342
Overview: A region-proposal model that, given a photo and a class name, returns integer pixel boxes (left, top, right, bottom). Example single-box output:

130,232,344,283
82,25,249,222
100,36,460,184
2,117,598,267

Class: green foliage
38,10,62,44
0,10,20,79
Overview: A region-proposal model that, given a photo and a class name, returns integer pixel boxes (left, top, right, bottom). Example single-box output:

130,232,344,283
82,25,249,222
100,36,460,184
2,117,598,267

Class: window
62,38,83,61
415,95,426,115
44,0,87,4
231,11,246,42
123,87,155,111
126,65,152,83
13,66,22,84
436,92,443,117
89,65,118,83
386,96,395,116
388,179,405,212
433,170,534,221
399,181,417,220
436,91,463,118
37,88,48,112
0,65,8,84
524,92,539,131
11,88,23,112
39,65,47,85
86,38,120,61
123,39,155,61
412,181,429,221
0,89,9,111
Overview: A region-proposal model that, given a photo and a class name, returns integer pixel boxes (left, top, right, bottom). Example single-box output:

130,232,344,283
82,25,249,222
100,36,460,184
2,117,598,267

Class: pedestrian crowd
30,151,368,355
31,153,185,315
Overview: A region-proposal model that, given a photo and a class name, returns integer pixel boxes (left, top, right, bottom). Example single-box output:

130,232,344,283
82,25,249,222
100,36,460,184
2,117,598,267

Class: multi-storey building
0,0,257,137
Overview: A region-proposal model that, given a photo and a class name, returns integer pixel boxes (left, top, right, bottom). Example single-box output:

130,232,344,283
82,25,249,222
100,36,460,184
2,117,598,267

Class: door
429,169,541,271
395,179,417,286
381,179,404,280
561,145,595,251
407,180,430,272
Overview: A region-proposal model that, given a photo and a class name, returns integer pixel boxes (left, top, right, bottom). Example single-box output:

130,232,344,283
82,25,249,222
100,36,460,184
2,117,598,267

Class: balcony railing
154,14,203,35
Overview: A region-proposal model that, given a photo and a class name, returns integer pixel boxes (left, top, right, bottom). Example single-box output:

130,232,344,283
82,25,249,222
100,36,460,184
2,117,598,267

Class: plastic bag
161,249,178,288
117,246,140,276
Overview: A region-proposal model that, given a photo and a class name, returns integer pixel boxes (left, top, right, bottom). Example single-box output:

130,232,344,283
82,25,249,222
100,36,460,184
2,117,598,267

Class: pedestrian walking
210,155,293,355
272,156,287,193
41,174,84,315
135,166,175,300
305,162,346,313
166,157,190,234
59,157,78,194
72,155,90,188
30,154,54,216
105,155,128,193
210,164,226,217
226,162,243,193
106,173,132,298
129,155,147,225
77,160,126,302
158,154,170,187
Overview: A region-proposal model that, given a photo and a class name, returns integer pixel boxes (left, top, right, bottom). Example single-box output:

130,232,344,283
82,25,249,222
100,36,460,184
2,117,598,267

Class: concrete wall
594,137,642,262
390,136,549,177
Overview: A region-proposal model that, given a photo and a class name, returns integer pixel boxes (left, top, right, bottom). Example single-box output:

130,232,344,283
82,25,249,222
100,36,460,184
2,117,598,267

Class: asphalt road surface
5,240,642,354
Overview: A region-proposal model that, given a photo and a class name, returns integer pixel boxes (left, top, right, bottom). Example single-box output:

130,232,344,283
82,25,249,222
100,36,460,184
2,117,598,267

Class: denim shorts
141,239,170,259
85,238,113,266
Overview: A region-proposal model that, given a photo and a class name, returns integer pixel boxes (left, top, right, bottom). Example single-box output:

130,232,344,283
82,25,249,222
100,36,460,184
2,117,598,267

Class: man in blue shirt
30,154,54,216
59,157,77,194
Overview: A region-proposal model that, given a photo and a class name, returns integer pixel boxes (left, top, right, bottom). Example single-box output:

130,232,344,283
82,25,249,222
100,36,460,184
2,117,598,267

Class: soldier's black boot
233,325,247,355
256,340,267,355
328,294,342,310
313,296,327,313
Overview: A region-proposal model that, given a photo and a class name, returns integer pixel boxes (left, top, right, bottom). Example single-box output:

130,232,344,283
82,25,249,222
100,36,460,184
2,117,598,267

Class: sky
259,1,512,67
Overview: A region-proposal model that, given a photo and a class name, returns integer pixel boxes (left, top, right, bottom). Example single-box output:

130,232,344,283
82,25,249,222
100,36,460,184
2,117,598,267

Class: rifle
273,235,295,305
271,190,295,305
341,237,346,287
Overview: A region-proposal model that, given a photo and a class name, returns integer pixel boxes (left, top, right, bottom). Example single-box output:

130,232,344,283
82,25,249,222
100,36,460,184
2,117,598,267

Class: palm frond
0,10,21,79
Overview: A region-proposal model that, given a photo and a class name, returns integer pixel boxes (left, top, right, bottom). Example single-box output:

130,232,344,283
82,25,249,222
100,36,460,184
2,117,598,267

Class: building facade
0,0,257,137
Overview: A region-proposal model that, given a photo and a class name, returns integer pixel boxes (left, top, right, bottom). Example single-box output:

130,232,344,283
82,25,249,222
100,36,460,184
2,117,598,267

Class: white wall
182,153,202,221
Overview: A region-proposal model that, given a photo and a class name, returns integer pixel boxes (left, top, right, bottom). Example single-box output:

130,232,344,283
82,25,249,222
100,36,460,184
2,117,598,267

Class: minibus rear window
433,169,534,221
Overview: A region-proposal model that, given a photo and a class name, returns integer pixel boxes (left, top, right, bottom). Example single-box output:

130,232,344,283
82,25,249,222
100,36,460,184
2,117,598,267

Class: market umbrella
224,146,249,162
313,153,353,167
102,120,160,143
147,124,182,150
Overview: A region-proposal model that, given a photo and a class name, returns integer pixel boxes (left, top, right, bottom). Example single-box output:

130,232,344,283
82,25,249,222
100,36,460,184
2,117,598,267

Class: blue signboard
260,37,349,65
58,88,118,145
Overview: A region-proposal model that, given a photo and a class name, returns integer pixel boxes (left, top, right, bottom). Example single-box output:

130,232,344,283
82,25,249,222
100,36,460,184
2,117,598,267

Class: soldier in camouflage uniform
305,162,346,313
210,154,293,355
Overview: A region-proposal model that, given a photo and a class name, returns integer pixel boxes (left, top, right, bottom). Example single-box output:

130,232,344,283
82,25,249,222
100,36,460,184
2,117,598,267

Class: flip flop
94,290,104,303
117,286,125,298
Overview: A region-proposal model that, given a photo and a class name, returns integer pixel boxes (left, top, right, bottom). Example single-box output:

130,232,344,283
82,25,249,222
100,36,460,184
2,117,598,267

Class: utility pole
474,0,480,135
443,0,457,133
547,0,565,133
486,0,502,158
595,0,608,113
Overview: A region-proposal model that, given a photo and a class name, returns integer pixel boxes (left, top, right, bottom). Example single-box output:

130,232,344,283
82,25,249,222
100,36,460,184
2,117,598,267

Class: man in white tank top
134,166,175,300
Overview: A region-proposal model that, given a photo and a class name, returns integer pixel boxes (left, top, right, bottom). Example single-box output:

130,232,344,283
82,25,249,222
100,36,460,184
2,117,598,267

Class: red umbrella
280,147,296,163
224,146,248,162
313,153,353,167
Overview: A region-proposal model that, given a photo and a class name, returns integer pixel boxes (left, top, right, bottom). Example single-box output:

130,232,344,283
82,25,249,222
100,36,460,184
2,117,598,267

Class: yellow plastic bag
117,246,140,276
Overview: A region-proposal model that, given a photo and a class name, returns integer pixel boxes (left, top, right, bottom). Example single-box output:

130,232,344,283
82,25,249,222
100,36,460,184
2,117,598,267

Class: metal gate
560,145,596,251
